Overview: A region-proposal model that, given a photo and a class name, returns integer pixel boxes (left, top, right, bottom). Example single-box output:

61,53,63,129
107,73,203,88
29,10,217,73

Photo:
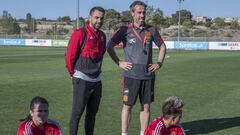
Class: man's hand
148,63,162,72
119,61,133,71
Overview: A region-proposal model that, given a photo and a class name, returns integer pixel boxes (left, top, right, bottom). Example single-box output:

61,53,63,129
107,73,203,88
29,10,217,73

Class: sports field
0,46,240,135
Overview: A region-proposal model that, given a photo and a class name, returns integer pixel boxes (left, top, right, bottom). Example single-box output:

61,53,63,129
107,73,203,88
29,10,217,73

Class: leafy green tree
145,4,154,21
26,13,36,33
103,9,121,30
182,20,193,28
0,10,20,34
74,17,85,28
171,9,193,25
79,17,85,27
213,17,225,28
150,8,167,28
58,16,71,23
121,10,132,23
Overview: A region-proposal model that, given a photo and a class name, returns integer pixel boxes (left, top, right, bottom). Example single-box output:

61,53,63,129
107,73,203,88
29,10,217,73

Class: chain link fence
1,29,240,42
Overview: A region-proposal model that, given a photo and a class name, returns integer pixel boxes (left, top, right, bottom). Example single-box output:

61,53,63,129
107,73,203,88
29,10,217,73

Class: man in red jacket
65,6,106,135
144,96,185,135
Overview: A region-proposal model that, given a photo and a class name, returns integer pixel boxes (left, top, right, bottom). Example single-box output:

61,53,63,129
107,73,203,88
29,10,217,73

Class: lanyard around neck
131,27,148,46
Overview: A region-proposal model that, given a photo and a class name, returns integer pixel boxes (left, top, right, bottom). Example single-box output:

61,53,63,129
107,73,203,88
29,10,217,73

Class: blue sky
0,0,239,19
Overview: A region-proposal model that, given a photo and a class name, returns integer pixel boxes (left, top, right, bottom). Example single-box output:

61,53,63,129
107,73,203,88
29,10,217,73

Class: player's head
130,0,147,26
162,96,184,126
88,6,105,30
29,96,49,126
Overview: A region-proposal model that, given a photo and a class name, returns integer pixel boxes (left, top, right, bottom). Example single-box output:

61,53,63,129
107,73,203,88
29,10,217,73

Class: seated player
144,96,185,135
17,96,62,135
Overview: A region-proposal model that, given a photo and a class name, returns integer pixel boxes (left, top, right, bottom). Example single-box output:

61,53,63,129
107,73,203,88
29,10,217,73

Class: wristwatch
157,62,163,67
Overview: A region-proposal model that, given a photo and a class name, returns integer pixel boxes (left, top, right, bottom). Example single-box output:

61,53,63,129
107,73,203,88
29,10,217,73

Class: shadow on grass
182,117,240,135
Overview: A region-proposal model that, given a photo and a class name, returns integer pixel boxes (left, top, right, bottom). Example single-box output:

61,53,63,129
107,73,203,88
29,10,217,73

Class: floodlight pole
177,0,184,42
76,0,79,28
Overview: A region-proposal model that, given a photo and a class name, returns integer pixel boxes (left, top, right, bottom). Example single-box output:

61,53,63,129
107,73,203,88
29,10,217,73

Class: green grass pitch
0,46,240,135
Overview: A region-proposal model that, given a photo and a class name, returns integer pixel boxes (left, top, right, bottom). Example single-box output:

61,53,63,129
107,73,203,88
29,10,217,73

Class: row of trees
1,5,240,35
98,7,240,30
0,11,37,34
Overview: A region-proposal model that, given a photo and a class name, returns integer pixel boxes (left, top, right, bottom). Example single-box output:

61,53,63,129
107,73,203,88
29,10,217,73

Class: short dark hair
129,0,147,12
89,6,105,15
162,96,184,119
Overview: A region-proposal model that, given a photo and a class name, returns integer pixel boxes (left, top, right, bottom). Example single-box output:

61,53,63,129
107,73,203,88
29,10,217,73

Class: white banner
26,39,52,46
209,42,240,50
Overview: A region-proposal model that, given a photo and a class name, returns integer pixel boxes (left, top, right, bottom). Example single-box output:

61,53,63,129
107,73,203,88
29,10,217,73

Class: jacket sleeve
53,124,63,135
65,29,84,76
144,129,151,135
16,122,25,135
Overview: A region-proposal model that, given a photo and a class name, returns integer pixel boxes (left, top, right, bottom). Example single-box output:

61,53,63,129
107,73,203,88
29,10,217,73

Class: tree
182,20,193,28
121,10,132,23
171,9,193,25
0,10,20,34
78,17,85,27
41,17,47,21
103,9,121,30
230,20,240,29
213,17,225,28
58,16,71,23
25,13,36,33
75,17,85,28
149,8,163,27
145,4,154,21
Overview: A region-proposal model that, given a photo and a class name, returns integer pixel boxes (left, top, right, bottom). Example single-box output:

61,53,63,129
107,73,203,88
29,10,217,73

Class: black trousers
70,77,102,135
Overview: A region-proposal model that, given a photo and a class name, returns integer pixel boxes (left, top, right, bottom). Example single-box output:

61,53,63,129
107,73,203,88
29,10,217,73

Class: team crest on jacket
90,36,94,40
128,38,136,45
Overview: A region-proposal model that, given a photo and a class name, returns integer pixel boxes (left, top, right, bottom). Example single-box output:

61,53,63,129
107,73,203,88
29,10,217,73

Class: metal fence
1,33,239,42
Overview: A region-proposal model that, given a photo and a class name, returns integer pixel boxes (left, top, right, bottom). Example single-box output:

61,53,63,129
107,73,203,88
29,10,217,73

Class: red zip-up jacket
144,117,185,135
65,24,106,78
144,117,170,135
17,119,62,135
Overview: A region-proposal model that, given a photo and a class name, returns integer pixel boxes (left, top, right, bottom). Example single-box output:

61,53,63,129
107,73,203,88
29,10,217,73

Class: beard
134,18,145,27
92,22,102,30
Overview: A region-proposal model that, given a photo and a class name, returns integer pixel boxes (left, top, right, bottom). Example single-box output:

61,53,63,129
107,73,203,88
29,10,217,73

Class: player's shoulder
98,29,106,36
18,120,32,127
118,23,132,30
17,120,33,134
149,117,164,127
146,24,159,32
18,120,27,129
169,125,185,135
47,119,61,129
72,27,87,35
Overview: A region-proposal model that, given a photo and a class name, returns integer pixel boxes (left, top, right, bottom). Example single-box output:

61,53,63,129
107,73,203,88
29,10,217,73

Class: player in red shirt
169,125,185,135
17,96,62,135
144,96,185,135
